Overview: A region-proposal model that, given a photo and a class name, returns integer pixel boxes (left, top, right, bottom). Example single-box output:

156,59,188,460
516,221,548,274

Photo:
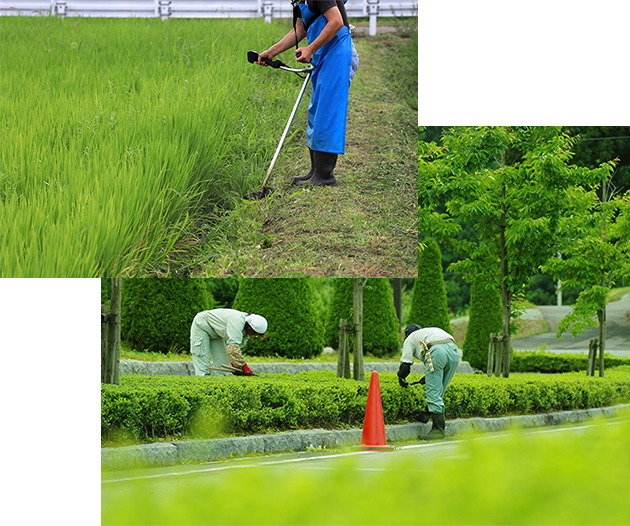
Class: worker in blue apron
257,1,356,187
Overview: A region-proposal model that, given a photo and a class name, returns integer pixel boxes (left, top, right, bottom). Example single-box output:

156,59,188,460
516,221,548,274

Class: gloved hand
397,362,411,388
242,363,253,376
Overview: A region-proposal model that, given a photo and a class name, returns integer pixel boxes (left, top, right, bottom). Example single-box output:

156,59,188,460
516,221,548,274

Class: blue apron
299,4,352,154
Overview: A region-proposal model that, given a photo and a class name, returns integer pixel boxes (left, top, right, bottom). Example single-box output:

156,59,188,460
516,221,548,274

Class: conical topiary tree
232,278,323,359
463,279,503,370
407,238,452,334
325,278,400,357
121,278,213,354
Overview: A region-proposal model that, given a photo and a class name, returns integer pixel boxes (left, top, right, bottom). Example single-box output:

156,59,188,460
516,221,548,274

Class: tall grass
1,16,302,276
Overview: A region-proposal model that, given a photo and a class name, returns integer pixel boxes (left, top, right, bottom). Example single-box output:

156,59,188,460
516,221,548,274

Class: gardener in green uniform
190,308,267,377
397,324,460,439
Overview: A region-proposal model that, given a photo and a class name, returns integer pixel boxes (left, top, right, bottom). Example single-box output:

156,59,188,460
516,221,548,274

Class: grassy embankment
192,21,419,277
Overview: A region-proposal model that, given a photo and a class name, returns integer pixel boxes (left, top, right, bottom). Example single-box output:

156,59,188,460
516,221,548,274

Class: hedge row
511,351,630,373
102,367,630,443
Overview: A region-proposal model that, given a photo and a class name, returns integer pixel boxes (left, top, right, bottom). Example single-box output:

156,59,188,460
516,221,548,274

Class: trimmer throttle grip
247,50,284,69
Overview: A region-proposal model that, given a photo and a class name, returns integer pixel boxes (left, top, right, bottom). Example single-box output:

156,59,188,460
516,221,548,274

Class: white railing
0,1,417,20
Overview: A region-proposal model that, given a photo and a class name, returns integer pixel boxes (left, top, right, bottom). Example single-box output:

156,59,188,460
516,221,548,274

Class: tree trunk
598,179,607,377
337,319,351,379
103,278,122,385
393,278,402,332
352,278,364,382
101,311,110,383
598,307,606,377
500,183,511,378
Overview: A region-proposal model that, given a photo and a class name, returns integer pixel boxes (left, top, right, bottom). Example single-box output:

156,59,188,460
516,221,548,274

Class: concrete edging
101,404,630,471
119,359,475,376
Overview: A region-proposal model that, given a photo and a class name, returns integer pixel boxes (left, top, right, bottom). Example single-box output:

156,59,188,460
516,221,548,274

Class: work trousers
190,313,231,376
424,342,460,413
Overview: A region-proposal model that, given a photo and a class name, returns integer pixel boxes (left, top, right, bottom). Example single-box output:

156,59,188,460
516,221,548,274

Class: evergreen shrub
232,278,323,359
121,278,212,354
408,239,452,333
325,279,401,357
510,350,630,373
463,279,503,370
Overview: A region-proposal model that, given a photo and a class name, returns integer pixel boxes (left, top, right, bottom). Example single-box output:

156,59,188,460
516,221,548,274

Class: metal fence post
54,1,66,16
367,0,379,36
262,1,273,23
158,0,171,20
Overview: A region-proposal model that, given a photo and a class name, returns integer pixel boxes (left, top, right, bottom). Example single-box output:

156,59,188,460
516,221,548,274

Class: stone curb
119,360,475,376
101,404,630,471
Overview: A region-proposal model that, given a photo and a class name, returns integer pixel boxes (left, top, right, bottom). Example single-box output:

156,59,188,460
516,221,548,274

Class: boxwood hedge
102,367,630,444
511,351,630,373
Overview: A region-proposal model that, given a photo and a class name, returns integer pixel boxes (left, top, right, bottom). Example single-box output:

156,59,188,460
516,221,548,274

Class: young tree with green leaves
408,238,452,334
542,181,628,375
418,126,613,377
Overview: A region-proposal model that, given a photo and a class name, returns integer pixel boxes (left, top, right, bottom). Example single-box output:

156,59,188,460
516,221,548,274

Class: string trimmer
244,51,314,200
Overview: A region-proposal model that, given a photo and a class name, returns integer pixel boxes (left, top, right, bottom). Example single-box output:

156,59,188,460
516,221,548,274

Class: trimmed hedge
101,367,630,443
511,351,630,374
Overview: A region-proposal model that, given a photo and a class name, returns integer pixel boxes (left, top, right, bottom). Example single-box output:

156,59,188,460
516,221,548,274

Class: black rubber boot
424,412,446,440
298,150,338,187
419,406,431,424
291,148,315,185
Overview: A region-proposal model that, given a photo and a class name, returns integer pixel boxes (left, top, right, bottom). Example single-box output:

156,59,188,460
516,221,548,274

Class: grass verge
185,28,419,277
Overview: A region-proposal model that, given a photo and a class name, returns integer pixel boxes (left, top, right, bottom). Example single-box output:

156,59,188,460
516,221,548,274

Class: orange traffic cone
358,371,395,451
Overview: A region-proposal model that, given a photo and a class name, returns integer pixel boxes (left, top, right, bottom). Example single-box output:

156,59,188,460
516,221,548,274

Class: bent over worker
257,0,356,187
190,308,267,377
397,324,460,439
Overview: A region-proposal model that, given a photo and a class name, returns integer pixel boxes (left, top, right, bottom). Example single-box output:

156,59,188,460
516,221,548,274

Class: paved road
512,295,630,356
101,416,630,525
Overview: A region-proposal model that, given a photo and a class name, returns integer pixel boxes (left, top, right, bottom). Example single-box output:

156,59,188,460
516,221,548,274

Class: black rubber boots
291,149,338,187
423,412,446,440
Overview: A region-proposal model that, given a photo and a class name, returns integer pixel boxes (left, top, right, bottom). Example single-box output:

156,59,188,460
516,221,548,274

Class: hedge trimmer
207,364,258,376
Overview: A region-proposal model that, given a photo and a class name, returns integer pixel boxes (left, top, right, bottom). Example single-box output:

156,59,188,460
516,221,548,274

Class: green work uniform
190,308,250,376
400,327,460,413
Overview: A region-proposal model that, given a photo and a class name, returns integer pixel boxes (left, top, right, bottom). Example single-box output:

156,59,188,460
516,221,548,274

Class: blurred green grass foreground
102,412,630,525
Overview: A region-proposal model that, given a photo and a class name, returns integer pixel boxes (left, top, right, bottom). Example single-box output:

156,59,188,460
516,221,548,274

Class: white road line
102,451,374,484
102,417,629,484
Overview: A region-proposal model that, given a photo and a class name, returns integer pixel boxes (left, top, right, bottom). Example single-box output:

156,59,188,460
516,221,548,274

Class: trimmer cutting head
244,187,275,201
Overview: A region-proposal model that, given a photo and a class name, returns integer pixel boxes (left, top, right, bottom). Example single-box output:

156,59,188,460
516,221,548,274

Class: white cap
245,314,268,334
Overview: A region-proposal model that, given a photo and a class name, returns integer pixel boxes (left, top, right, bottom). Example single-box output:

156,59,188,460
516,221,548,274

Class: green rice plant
1,16,302,276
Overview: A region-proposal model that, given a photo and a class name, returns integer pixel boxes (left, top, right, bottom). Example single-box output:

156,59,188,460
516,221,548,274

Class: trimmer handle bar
247,50,314,74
